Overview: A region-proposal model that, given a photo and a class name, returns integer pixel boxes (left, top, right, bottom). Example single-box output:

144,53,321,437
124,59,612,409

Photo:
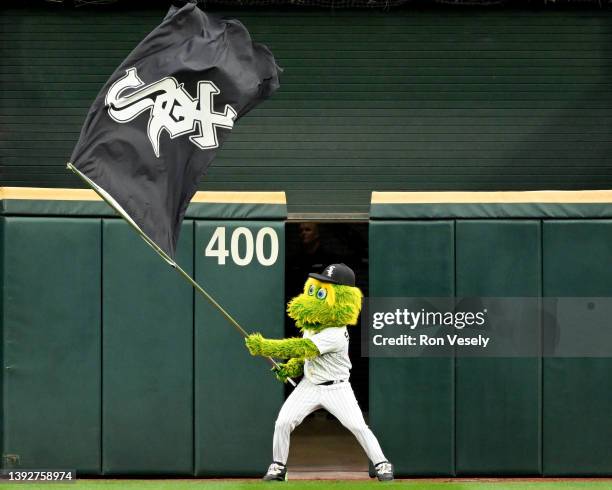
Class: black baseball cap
309,263,355,287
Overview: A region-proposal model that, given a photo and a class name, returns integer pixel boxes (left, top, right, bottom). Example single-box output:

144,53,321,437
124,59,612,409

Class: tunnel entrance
283,221,370,473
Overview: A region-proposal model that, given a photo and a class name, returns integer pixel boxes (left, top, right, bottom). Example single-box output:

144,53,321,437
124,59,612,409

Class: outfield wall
369,190,612,477
1,189,611,476
0,189,286,476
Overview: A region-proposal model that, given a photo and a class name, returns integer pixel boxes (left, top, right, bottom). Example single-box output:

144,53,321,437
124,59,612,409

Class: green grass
7,480,612,490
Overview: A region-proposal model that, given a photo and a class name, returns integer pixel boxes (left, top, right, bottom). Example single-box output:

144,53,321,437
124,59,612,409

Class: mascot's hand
245,333,265,356
271,364,290,383
272,358,304,383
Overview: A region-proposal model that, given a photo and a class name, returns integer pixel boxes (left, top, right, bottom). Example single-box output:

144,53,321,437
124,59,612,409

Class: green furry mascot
245,263,394,482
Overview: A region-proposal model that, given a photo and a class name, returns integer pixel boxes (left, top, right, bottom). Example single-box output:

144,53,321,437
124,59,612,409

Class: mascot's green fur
245,277,363,382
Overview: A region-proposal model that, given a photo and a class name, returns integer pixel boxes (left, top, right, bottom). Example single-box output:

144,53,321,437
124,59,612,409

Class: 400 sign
205,226,279,266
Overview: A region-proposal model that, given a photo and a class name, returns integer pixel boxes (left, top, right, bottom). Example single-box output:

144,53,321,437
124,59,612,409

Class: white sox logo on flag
105,67,237,157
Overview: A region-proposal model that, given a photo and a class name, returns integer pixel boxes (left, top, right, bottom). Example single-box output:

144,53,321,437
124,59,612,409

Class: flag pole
67,162,296,387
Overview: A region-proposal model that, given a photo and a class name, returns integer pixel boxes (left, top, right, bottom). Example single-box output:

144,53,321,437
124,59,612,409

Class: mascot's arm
245,333,319,359
273,357,305,383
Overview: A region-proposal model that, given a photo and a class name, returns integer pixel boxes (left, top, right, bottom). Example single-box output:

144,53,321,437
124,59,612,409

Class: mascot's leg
272,378,322,464
321,383,387,465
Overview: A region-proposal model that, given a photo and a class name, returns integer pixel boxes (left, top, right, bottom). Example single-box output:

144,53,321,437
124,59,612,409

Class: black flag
69,2,280,259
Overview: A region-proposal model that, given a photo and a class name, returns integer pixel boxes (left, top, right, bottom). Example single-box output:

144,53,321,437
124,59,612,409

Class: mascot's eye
308,284,315,296
316,288,327,300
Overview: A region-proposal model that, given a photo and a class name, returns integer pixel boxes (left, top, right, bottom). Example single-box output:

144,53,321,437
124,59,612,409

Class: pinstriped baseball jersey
302,326,351,384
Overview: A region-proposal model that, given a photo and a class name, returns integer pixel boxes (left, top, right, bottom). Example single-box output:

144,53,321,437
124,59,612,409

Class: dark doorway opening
283,222,369,473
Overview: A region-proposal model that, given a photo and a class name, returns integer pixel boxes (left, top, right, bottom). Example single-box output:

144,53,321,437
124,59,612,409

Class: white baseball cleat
374,461,394,481
262,461,287,481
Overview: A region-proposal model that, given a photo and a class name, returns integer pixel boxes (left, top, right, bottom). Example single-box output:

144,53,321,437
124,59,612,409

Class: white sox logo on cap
309,263,355,286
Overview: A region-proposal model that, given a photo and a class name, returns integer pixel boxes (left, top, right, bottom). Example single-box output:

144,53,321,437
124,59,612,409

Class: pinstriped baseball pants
272,377,387,465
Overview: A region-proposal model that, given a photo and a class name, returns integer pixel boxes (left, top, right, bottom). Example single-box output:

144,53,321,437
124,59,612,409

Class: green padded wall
102,220,194,475
455,221,541,475
543,221,612,476
0,218,4,464
1,217,101,474
5,7,612,213
194,221,284,476
369,221,455,476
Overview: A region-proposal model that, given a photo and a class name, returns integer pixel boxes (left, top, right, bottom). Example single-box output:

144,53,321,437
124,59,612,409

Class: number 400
204,226,279,266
